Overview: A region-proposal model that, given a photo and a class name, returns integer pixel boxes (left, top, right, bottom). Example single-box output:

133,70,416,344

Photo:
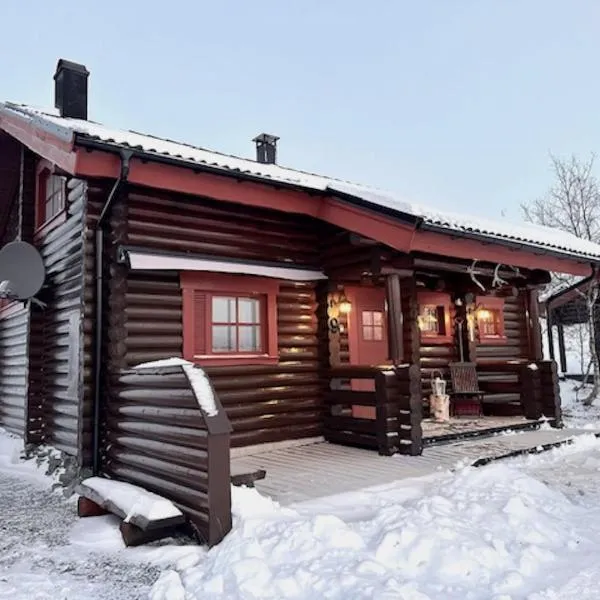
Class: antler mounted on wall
492,263,521,288
467,259,486,292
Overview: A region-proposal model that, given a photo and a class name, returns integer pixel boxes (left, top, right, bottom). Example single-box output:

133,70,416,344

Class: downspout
92,149,132,476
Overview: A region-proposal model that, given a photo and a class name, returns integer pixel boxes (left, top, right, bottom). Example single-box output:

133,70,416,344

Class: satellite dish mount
0,241,46,305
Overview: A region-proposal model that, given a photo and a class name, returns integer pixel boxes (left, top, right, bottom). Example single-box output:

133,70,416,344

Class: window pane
362,311,373,325
480,309,500,336
212,325,236,352
239,297,260,323
239,325,261,351
212,297,236,323
420,305,441,335
363,325,373,341
373,311,383,326
373,325,383,341
46,176,54,199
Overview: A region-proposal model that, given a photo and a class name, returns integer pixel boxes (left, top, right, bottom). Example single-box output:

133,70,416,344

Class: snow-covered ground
560,379,600,429
0,430,199,599
5,392,600,599
146,435,600,600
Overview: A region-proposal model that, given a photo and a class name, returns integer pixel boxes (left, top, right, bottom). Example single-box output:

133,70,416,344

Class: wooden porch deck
231,427,598,506
421,416,541,444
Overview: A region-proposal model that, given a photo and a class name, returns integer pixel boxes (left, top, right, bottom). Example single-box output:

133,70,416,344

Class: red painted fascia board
76,148,592,274
318,198,415,252
412,229,591,276
74,148,415,251
0,111,77,173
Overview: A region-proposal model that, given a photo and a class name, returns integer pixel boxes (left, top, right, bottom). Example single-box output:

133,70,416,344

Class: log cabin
2,59,600,545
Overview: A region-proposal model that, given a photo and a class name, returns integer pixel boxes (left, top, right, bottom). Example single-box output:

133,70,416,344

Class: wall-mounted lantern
328,288,352,334
338,292,352,315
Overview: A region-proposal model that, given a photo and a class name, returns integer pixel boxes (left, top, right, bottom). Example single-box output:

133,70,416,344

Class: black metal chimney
54,59,89,120
253,133,279,164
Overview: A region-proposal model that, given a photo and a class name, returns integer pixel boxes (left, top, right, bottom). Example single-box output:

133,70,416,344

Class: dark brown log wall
477,291,530,410
0,145,33,440
0,306,30,437
100,187,324,448
476,292,529,364
420,303,459,403
32,179,88,459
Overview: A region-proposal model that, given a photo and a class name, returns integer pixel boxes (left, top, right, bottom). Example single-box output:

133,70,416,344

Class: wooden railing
107,363,233,547
519,360,562,425
325,364,423,456
475,360,562,425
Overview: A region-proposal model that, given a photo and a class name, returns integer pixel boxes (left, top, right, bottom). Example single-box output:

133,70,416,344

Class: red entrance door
346,286,389,393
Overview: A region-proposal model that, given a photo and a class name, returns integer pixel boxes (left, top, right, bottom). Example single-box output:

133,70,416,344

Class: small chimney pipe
253,133,279,165
54,59,89,120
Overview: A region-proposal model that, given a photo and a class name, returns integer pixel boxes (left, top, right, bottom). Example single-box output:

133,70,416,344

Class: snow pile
134,357,218,417
0,427,64,487
559,380,600,430
134,357,192,369
82,477,183,522
181,364,218,417
150,463,594,599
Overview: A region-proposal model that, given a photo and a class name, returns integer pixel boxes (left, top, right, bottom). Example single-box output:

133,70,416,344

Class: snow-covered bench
76,477,186,546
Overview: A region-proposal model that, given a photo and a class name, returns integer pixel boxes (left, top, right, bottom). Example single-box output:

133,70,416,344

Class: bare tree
522,153,600,404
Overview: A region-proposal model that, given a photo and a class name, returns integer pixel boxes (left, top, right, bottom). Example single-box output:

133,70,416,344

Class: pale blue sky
2,0,600,219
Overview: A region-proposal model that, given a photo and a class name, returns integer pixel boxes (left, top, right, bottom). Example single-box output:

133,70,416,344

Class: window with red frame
211,296,263,353
475,296,506,343
361,310,384,341
37,169,66,229
417,291,452,344
181,273,279,366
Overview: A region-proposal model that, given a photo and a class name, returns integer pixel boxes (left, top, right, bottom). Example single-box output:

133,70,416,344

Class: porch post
557,323,567,374
385,274,403,364
527,289,543,361
545,304,555,361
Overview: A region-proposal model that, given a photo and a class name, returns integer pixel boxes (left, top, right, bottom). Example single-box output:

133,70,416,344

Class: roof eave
419,221,599,270
73,134,326,196
74,134,421,231
69,135,600,272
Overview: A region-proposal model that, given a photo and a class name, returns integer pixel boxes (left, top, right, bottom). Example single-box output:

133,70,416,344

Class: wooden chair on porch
448,362,484,417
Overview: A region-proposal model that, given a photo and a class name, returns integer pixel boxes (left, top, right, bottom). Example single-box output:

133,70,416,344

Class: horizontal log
105,433,209,470
478,381,522,395
324,429,378,450
476,361,526,372
329,365,399,378
326,390,377,406
324,416,377,434
482,393,521,404
104,464,209,512
230,410,322,432
231,423,322,447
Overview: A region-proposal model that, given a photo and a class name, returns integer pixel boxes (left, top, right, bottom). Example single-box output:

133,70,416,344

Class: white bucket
430,394,450,422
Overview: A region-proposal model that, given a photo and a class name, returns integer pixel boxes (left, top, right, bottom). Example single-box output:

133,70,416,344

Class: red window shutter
193,291,207,356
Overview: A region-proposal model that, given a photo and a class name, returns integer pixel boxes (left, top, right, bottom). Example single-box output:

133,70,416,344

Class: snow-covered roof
3,101,600,263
